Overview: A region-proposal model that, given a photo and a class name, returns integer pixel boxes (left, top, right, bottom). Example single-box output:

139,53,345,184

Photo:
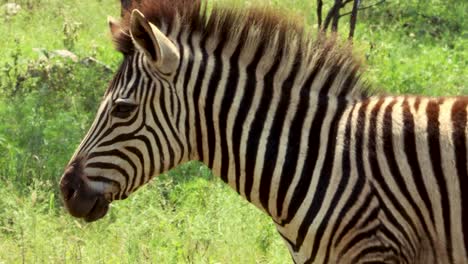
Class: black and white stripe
65,2,468,263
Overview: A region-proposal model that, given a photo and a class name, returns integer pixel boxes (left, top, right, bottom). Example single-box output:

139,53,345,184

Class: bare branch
339,0,386,18
341,0,354,8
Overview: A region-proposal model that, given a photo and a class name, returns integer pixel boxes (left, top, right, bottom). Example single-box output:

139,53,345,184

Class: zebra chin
60,160,114,222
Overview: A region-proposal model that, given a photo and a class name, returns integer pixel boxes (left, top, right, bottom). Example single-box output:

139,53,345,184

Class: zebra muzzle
60,162,110,222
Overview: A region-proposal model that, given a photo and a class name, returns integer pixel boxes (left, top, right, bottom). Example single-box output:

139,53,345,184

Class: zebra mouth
83,196,110,222
60,164,111,222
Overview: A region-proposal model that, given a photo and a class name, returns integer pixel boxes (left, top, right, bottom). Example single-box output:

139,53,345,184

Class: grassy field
0,0,466,263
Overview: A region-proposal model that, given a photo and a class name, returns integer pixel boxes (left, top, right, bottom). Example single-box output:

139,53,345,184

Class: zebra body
59,1,468,263
275,96,467,263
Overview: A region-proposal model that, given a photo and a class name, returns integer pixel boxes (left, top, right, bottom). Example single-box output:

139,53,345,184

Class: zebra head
60,10,182,222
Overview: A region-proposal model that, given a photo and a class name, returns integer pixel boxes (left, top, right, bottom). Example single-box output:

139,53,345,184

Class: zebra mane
113,0,370,98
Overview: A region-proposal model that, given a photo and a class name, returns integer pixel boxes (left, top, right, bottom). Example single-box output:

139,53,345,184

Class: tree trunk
323,0,341,31
317,0,323,29
349,0,360,39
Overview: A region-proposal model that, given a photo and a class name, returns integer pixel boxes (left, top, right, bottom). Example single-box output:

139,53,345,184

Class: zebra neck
176,31,364,220
203,93,354,218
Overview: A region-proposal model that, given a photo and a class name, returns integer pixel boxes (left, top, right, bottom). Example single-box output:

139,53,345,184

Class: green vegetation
0,0,466,263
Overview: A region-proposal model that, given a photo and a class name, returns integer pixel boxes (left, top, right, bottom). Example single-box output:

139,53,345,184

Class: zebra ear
129,9,180,73
108,16,121,37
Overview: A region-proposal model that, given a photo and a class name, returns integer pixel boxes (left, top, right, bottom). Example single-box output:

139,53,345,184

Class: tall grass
0,0,466,263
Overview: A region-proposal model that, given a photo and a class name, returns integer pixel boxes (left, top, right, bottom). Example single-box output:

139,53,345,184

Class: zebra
59,0,468,263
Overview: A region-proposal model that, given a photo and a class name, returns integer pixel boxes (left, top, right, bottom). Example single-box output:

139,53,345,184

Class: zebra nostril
62,183,77,201
60,165,83,202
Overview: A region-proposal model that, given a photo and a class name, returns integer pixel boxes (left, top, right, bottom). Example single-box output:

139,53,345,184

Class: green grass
0,163,288,263
0,0,466,263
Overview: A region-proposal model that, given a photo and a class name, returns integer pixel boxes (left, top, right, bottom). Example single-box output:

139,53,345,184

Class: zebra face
60,10,181,222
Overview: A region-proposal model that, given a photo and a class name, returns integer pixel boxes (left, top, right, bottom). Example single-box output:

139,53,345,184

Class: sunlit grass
0,164,289,263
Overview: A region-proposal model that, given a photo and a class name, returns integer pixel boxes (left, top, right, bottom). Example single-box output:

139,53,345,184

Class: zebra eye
111,101,138,119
